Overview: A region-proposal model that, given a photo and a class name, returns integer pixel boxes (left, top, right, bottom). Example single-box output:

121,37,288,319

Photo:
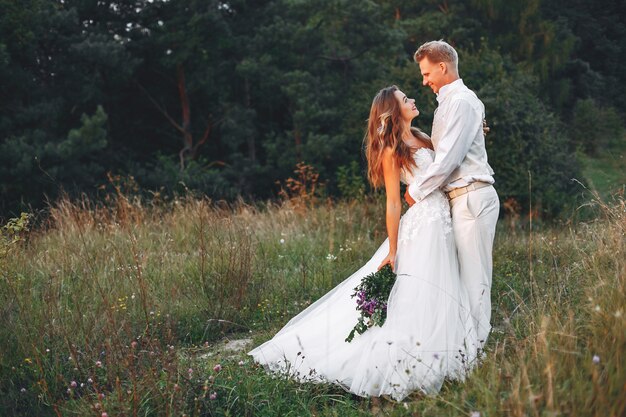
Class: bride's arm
378,147,401,271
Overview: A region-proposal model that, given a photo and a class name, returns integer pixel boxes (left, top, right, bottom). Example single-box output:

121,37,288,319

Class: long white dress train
248,148,479,400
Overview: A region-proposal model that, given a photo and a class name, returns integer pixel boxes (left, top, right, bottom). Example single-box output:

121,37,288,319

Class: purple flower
70,381,77,388
213,364,222,372
592,355,600,364
209,391,217,400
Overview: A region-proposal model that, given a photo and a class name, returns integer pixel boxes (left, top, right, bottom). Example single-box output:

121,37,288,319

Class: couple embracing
248,40,500,401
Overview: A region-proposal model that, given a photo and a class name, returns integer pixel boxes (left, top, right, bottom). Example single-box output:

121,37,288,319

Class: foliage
463,47,582,217
0,212,30,259
337,161,367,200
277,162,324,210
571,98,625,155
1,0,624,218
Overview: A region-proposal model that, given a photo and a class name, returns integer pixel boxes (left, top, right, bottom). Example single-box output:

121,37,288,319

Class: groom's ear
439,62,447,74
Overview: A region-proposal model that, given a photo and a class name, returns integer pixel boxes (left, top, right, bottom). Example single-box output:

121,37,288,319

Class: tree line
0,0,624,218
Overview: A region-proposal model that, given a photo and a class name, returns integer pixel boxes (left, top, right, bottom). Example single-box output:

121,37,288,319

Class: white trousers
449,185,499,348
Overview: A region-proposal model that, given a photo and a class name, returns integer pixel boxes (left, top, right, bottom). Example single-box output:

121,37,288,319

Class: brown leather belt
446,182,492,200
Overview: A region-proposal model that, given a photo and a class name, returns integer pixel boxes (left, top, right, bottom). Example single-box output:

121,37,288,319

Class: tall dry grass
0,190,623,416
0,192,383,416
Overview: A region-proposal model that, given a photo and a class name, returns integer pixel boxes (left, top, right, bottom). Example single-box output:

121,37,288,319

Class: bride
248,85,479,401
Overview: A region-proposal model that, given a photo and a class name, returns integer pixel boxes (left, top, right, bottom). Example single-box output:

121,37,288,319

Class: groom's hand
404,189,416,207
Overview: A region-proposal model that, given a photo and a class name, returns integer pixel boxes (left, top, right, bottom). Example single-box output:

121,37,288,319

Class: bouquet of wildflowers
345,264,397,342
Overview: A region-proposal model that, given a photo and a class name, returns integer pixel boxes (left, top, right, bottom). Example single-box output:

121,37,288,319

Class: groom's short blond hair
414,40,459,74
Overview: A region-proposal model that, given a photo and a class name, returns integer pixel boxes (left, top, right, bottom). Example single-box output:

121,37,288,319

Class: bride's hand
482,118,490,135
404,188,416,207
378,252,396,272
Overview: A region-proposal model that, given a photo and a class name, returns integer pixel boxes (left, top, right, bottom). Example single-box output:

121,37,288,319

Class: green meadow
1,184,624,416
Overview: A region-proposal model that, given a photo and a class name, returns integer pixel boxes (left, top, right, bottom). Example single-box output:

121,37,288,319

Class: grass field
1,184,623,416
580,138,626,200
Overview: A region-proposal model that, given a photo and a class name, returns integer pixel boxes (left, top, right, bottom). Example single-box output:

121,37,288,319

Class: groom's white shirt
408,79,494,201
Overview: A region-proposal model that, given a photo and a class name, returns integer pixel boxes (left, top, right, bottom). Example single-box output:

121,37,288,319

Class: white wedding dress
248,148,479,400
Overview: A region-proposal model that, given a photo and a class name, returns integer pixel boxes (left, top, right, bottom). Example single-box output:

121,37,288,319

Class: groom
405,40,499,348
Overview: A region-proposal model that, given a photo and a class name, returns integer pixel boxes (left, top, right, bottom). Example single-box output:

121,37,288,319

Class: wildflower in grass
20,388,26,393
102,413,108,417
213,364,222,372
209,392,217,400
188,368,193,375
70,381,77,388
66,388,71,394
280,238,285,244
594,305,601,312
95,361,102,367
238,360,245,366
326,253,337,261
87,378,93,384
131,341,138,349
98,393,105,400
470,412,481,417
592,355,600,364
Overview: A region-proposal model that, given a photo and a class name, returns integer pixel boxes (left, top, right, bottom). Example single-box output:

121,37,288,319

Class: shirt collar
436,78,465,104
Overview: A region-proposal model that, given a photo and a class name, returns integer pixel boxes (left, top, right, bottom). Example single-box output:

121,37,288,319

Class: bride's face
394,90,419,123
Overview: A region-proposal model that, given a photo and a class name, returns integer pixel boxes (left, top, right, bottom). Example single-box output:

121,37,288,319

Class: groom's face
418,57,446,94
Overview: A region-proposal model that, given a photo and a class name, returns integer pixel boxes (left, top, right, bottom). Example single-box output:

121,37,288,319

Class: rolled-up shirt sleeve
408,98,481,201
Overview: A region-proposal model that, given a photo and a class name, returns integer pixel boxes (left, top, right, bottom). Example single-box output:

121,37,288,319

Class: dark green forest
1,0,624,218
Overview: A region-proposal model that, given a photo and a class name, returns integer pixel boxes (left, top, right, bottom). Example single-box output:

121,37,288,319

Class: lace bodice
398,147,452,243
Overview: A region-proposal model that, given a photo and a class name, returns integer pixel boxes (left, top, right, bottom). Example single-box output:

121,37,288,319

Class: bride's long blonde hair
364,85,427,188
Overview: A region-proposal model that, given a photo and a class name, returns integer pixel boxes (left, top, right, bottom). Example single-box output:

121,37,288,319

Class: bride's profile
248,85,479,400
